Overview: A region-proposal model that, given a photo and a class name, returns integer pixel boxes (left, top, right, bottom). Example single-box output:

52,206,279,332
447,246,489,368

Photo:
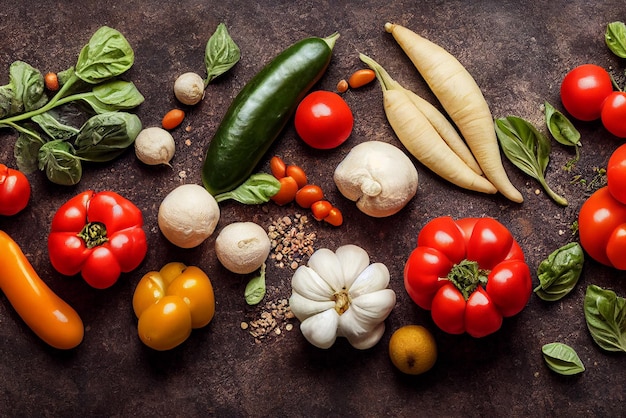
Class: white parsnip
359,53,497,196
405,83,483,175
384,22,523,203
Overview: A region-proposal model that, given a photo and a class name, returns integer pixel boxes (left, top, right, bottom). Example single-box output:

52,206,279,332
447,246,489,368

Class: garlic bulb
289,244,396,349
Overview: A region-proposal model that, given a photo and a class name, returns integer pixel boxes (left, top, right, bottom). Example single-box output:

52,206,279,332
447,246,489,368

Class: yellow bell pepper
133,262,215,350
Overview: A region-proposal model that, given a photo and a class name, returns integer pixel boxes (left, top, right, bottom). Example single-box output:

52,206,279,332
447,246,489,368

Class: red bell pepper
404,216,532,338
48,190,148,289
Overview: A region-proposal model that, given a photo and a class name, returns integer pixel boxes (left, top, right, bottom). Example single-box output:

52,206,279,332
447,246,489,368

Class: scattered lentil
267,213,316,269
242,286,296,344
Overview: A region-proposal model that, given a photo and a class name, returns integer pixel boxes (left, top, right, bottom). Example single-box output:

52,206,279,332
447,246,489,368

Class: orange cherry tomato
295,184,324,208
271,176,299,206
269,156,287,179
0,230,84,349
348,69,376,89
162,109,185,130
286,165,308,189
324,206,343,226
44,72,59,91
311,200,332,221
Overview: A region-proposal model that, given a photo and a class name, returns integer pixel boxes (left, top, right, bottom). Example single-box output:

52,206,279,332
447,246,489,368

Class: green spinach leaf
495,116,567,206
542,342,585,375
75,26,134,84
38,140,82,185
32,112,80,140
9,61,48,114
74,112,142,162
14,129,45,174
534,242,584,301
606,21,626,58
584,285,626,353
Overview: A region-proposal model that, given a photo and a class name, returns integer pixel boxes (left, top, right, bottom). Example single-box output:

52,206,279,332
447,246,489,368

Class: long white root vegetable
404,88,483,175
384,22,523,203
359,53,497,195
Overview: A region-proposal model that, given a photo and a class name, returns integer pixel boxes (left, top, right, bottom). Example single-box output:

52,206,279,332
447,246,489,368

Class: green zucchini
202,32,339,196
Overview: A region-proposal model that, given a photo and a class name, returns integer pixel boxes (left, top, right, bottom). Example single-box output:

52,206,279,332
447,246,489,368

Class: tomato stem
78,222,108,249
447,260,489,300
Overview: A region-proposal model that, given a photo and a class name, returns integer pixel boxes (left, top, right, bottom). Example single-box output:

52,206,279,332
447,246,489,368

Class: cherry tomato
578,186,626,269
560,64,613,121
607,143,626,204
294,90,354,149
0,164,30,216
601,91,626,138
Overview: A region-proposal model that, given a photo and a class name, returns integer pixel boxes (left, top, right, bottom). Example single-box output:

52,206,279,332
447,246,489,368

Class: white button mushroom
333,141,418,217
158,184,220,248
215,222,271,274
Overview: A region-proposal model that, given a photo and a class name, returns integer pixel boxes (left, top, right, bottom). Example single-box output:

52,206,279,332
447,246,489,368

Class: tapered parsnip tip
384,22,396,33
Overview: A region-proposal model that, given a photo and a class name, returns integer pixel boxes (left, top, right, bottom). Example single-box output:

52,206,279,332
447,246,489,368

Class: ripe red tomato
578,186,626,269
601,91,626,138
560,64,613,121
0,164,30,216
294,90,354,149
607,143,626,204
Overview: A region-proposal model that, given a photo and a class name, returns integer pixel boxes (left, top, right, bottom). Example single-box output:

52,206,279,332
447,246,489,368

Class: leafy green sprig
0,26,144,185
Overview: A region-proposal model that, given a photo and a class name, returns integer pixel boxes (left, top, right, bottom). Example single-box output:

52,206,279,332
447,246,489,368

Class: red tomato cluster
404,216,532,338
579,144,626,269
560,64,626,137
294,90,354,149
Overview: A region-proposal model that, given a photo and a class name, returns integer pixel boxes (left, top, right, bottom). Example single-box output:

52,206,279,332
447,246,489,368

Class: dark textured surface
0,1,625,416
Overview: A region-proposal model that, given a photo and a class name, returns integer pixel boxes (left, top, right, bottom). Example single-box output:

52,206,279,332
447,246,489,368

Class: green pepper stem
447,260,490,300
77,222,108,249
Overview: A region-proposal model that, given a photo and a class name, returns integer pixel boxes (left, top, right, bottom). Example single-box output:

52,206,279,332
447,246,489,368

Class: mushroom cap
158,184,220,248
215,222,271,274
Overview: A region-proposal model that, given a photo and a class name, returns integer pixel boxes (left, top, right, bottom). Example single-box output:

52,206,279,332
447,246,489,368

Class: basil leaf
245,263,266,305
542,343,585,375
32,112,80,141
73,112,141,162
92,80,145,109
495,116,567,206
534,242,584,301
544,102,580,147
214,173,280,204
38,140,82,185
14,129,45,174
605,21,626,58
205,23,241,85
584,285,626,353
75,26,134,84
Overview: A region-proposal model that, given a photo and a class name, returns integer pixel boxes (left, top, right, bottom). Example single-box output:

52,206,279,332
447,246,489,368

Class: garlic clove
289,291,335,321
300,309,339,349
335,244,370,289
307,248,346,291
349,263,391,298
291,266,334,301
345,322,386,350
